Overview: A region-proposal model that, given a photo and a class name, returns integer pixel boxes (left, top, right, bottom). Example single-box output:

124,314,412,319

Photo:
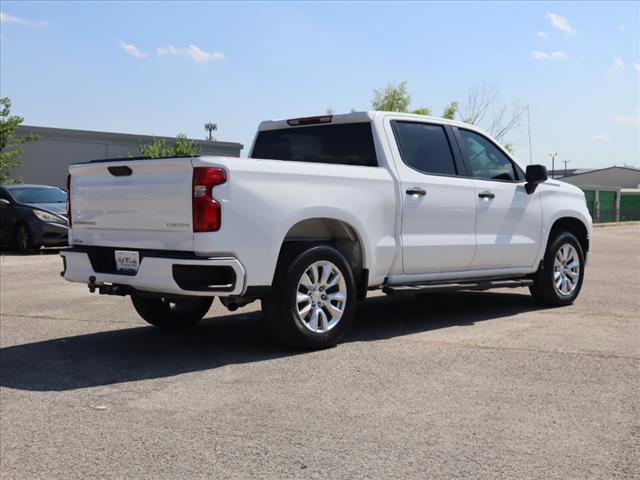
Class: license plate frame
114,250,140,274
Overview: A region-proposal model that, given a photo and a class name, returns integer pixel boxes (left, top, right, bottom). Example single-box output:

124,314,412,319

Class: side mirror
0,198,10,207
525,164,548,194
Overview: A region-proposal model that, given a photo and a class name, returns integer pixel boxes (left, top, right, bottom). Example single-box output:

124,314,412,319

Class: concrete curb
593,221,640,228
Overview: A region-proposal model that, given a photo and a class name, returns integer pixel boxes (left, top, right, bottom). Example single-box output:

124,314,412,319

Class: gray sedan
0,184,69,253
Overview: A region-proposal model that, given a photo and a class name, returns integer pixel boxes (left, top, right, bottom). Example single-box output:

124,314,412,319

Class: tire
529,231,585,306
131,294,214,329
263,244,357,349
15,223,37,253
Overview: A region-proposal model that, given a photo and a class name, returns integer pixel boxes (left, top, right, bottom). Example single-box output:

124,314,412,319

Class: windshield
8,187,68,204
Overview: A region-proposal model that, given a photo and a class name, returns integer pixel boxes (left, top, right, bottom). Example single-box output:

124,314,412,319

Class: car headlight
33,209,66,224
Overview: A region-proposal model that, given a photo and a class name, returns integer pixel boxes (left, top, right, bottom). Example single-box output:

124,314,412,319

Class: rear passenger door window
457,129,519,181
392,122,457,176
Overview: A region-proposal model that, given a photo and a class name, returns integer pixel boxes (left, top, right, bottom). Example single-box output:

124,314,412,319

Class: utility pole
563,160,570,177
204,122,218,141
548,152,558,179
527,104,533,165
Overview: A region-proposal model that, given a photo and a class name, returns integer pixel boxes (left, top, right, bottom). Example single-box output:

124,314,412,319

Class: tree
371,81,461,118
461,84,524,142
138,133,200,158
371,81,432,115
0,98,39,184
441,101,459,120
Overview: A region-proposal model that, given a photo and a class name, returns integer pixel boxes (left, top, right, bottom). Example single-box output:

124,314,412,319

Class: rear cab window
251,123,378,167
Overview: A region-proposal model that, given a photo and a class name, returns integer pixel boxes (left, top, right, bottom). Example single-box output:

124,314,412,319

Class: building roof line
561,165,640,179
18,125,243,149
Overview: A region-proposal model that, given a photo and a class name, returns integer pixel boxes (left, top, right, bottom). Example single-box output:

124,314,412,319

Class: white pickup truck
61,111,592,348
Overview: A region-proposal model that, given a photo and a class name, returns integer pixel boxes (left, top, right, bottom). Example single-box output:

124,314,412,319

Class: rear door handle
478,191,495,199
406,187,427,197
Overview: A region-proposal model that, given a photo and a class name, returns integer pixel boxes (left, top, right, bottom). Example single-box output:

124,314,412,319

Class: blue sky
1,1,638,168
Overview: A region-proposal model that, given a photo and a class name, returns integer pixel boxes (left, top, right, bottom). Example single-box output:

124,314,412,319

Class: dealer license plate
114,250,140,273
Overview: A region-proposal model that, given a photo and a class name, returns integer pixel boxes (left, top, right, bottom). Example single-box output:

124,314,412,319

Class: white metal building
560,166,640,190
12,125,243,188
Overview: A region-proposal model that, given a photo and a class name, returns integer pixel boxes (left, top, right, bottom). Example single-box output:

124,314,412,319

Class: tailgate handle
107,166,132,176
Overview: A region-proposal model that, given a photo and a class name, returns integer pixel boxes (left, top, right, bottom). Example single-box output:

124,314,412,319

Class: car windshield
8,187,68,204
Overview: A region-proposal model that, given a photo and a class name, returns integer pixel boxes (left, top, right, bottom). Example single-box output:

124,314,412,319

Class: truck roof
257,111,482,133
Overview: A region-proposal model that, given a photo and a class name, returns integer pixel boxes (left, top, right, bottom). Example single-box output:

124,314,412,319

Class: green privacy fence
582,189,640,222
620,193,640,221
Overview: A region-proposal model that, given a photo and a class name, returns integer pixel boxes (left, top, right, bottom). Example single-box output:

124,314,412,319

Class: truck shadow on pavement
0,291,545,392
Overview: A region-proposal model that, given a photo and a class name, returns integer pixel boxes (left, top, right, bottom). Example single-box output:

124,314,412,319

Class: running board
383,278,534,295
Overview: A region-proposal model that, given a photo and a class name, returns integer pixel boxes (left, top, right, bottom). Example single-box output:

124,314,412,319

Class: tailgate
69,158,195,251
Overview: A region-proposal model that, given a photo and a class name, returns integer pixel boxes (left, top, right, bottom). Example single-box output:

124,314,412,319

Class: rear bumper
60,249,246,297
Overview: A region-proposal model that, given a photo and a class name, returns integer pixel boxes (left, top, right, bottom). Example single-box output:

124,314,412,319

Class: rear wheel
131,295,213,328
263,245,356,349
530,231,585,306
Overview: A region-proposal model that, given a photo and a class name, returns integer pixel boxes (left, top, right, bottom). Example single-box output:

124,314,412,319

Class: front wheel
15,224,37,253
263,245,356,349
530,232,585,306
131,295,213,328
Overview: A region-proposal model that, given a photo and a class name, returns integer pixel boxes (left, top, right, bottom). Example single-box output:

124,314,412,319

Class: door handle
478,191,495,199
406,187,427,197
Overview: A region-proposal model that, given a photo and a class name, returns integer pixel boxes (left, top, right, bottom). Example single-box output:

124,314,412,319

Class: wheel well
13,220,29,235
276,218,367,299
549,217,589,254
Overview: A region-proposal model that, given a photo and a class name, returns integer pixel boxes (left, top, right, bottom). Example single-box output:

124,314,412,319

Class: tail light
66,174,72,227
193,167,227,232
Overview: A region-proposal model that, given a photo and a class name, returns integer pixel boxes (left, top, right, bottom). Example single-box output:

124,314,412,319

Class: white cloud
532,50,549,60
116,39,148,59
593,133,611,143
156,44,225,64
618,24,627,31
184,44,225,63
537,31,548,38
608,57,625,74
0,11,49,27
531,50,568,61
545,12,576,35
157,45,177,56
614,114,639,128
633,62,640,72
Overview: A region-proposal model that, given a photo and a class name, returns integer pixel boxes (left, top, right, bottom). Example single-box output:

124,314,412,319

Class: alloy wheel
553,243,580,296
295,260,347,333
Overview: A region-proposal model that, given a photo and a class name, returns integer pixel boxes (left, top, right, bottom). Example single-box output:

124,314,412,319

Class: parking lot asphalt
1,224,639,480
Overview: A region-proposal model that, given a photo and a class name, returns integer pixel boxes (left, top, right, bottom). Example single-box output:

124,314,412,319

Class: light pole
562,159,571,178
548,152,558,179
204,122,217,141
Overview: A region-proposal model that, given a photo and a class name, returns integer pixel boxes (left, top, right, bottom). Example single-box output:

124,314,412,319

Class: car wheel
15,223,36,253
131,295,214,328
530,231,585,306
263,244,356,349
